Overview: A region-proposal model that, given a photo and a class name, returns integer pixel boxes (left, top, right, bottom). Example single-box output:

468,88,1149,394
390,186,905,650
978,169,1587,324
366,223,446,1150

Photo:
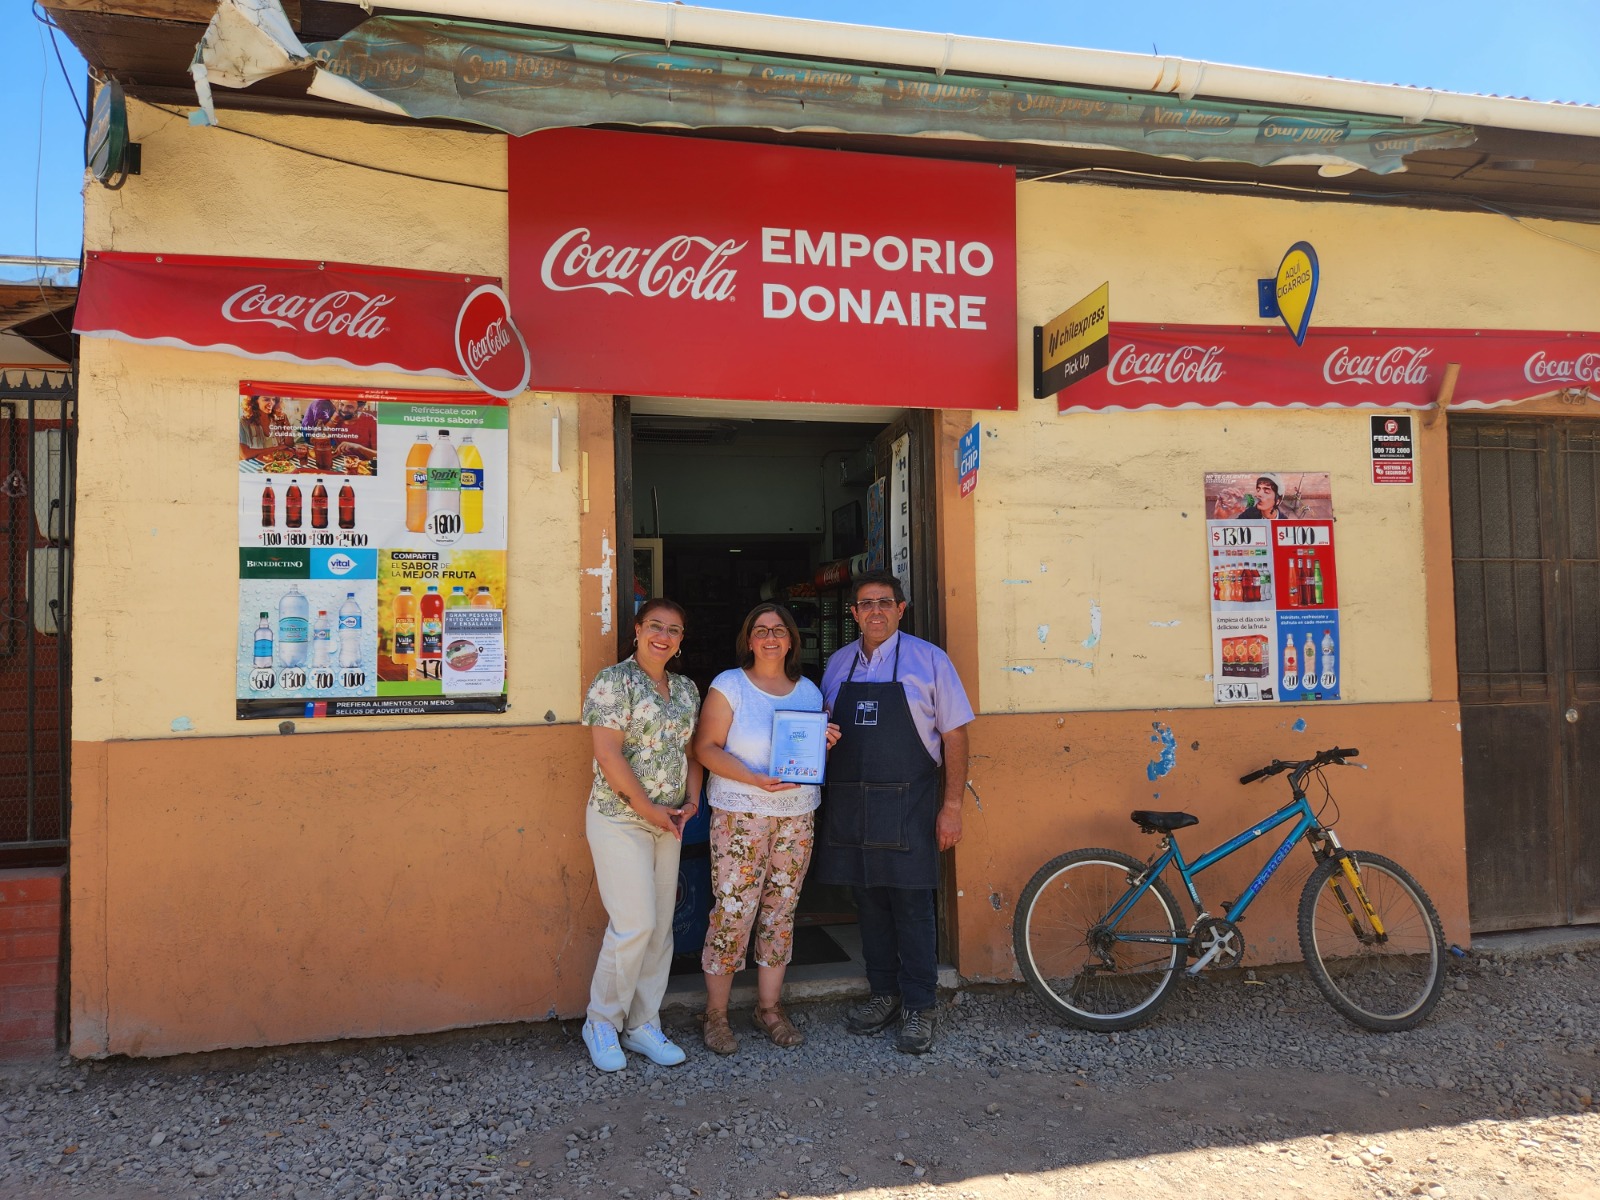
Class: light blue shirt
820,631,974,765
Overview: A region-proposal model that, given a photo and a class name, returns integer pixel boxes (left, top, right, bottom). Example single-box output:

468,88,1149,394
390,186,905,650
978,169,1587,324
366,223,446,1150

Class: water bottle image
338,592,362,669
252,612,273,668
1320,629,1337,689
311,610,333,669
278,584,310,668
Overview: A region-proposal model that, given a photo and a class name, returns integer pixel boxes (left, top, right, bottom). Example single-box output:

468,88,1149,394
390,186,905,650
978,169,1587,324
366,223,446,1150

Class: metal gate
0,372,74,866
1451,415,1600,930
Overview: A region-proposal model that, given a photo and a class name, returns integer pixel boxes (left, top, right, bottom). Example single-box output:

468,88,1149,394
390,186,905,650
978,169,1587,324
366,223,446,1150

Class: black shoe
846,993,902,1034
896,1008,935,1054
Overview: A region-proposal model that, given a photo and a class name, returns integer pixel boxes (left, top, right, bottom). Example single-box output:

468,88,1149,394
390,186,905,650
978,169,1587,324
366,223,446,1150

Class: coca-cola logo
1525,349,1600,385
221,284,393,339
539,227,744,301
454,285,530,399
1107,342,1225,386
1322,345,1433,386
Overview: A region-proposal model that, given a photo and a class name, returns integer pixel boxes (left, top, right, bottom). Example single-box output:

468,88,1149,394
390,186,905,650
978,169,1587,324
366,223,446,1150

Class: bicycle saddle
1130,810,1199,833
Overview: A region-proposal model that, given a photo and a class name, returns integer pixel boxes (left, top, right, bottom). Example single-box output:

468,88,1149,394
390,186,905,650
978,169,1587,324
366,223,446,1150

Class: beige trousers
585,803,682,1033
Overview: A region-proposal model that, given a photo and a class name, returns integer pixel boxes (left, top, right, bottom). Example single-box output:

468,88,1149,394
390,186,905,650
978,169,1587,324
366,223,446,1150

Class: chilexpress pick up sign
508,128,1018,409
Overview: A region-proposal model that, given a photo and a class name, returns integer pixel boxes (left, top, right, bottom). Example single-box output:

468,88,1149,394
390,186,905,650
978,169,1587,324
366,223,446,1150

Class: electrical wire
32,2,84,124
147,103,507,194
1025,163,1600,258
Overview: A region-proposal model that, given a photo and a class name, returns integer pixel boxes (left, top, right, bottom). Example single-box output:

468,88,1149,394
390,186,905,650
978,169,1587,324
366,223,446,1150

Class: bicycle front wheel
1297,850,1447,1032
1013,847,1184,1032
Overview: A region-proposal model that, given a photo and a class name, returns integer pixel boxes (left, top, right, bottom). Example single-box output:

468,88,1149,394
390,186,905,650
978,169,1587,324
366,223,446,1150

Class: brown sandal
701,1009,738,1056
751,1003,805,1048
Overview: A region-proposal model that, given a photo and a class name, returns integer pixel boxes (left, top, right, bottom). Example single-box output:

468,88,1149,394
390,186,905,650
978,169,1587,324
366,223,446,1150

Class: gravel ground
2,947,1597,1200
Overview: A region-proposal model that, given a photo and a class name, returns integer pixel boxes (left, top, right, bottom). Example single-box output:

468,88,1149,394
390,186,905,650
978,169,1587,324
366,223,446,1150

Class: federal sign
1034,282,1109,398
1371,413,1414,485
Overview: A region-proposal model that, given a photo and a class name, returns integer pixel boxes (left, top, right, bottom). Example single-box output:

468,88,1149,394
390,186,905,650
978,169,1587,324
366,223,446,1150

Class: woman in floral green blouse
580,598,703,1073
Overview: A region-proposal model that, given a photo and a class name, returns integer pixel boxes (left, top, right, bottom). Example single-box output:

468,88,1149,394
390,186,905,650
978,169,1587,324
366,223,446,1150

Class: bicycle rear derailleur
1185,917,1245,975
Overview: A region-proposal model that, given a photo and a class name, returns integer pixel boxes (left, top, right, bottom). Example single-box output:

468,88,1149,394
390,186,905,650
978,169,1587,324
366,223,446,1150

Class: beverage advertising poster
236,382,508,719
1204,472,1340,706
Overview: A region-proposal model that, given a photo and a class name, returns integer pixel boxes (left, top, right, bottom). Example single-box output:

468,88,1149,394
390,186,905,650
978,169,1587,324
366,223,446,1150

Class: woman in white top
693,603,839,1054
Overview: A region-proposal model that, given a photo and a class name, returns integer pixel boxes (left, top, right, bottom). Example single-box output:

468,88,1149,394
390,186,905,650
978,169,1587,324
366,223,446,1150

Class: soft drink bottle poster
1203,471,1340,706
236,382,510,719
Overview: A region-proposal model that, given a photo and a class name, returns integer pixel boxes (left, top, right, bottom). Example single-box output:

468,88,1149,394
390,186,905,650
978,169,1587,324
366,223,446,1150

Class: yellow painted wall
68,108,1600,1054
74,102,585,741
976,182,1600,714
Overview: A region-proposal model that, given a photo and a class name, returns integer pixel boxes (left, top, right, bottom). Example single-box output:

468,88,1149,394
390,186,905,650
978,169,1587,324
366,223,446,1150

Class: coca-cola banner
1061,323,1600,413
76,252,503,380
508,128,1017,408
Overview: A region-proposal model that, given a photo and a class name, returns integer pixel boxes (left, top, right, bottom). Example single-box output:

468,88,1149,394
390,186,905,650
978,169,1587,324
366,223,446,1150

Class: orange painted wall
70,699,1467,1056
953,703,1469,981
70,725,602,1058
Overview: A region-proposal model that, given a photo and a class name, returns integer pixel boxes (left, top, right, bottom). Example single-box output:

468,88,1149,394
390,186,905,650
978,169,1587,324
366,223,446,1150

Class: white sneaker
620,1021,686,1066
582,1019,626,1072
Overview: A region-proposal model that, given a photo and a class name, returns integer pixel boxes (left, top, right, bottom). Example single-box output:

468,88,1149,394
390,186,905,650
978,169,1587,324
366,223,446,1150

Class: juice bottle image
311,478,329,530
392,586,418,677
312,610,332,668
1281,633,1298,692
1301,632,1317,691
405,433,431,533
338,481,356,530
338,592,362,669
285,478,303,529
1320,630,1337,689
420,583,444,667
446,585,469,609
252,612,273,669
278,584,309,668
260,480,275,528
426,430,461,532
471,585,494,608
459,433,484,535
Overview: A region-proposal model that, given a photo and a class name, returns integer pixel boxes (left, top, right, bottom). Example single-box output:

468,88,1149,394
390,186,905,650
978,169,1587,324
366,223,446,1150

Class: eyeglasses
642,619,685,638
851,597,900,612
750,625,790,641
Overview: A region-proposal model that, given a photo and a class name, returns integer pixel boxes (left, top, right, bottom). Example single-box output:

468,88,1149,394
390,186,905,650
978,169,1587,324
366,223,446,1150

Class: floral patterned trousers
701,808,816,975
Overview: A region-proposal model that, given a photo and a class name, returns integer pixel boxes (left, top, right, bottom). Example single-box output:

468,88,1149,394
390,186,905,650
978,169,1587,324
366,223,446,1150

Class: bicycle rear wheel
1297,850,1447,1032
1013,847,1184,1032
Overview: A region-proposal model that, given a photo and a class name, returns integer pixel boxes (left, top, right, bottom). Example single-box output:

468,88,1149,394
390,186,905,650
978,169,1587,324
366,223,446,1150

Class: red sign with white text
454,285,531,399
508,128,1018,409
1061,323,1600,412
75,251,500,379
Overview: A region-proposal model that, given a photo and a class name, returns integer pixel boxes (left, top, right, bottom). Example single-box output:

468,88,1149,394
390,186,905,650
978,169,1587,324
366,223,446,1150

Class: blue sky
2,1,1597,260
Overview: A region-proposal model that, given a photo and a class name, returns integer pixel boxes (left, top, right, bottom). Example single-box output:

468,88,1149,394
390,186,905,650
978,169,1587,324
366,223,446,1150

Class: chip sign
455,285,531,399
958,422,980,498
1036,282,1110,400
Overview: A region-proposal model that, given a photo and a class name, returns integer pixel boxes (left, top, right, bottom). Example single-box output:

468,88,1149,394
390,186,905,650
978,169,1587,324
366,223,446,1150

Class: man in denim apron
816,572,974,1054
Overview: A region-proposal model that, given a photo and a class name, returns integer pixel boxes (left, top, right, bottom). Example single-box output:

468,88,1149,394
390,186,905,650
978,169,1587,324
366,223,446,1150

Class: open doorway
612,402,942,977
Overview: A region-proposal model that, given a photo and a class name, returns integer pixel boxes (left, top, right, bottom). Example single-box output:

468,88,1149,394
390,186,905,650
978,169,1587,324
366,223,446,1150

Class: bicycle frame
1099,790,1334,962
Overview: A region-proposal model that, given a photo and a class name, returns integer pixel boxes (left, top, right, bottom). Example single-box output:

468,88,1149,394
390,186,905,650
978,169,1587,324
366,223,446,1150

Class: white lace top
706,668,824,817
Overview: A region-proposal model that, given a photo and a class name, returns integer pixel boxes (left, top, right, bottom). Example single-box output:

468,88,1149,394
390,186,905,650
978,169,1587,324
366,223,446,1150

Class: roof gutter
327,0,1600,139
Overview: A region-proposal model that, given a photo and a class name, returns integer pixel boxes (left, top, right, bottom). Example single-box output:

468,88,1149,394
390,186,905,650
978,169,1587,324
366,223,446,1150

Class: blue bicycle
1013,747,1447,1032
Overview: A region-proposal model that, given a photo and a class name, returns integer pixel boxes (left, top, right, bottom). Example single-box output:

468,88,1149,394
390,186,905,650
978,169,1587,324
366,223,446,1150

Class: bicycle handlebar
1238,746,1359,786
